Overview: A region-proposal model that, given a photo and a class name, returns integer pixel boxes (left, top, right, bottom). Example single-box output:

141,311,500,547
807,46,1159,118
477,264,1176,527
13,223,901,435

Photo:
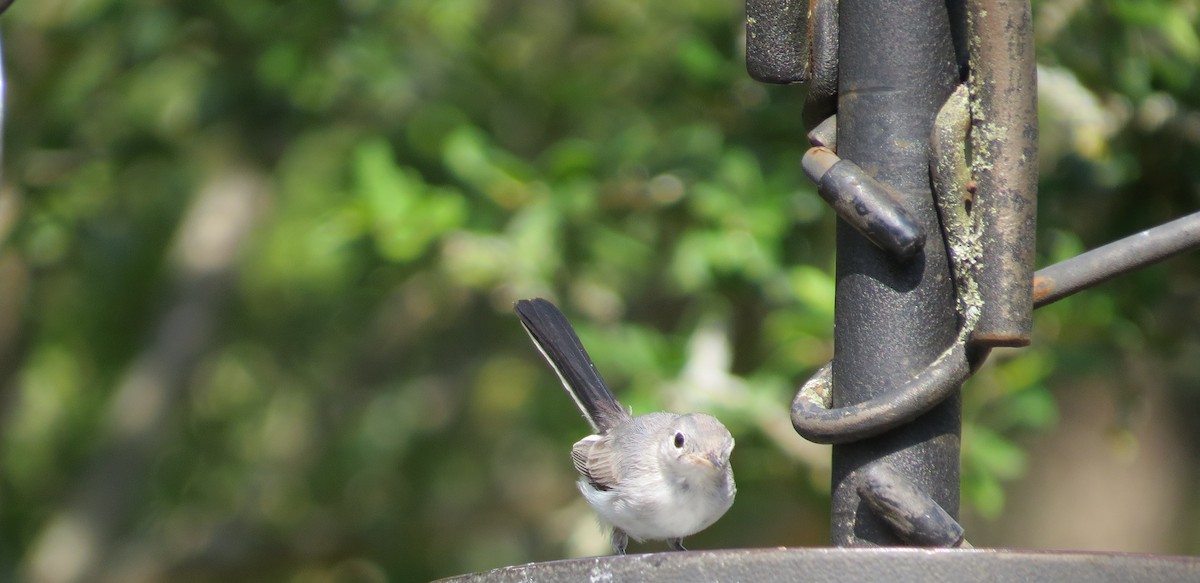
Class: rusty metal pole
969,0,1039,347
829,0,962,545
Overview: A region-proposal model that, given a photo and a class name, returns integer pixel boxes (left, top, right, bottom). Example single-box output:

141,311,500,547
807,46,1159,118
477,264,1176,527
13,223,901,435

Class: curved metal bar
791,341,976,444
930,85,982,335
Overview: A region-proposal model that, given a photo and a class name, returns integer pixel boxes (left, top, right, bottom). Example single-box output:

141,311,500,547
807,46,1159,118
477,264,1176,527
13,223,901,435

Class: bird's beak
708,452,726,469
690,452,725,469
686,453,716,469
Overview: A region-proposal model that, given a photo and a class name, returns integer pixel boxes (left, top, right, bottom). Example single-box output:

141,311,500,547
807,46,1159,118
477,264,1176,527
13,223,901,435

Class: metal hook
792,339,987,444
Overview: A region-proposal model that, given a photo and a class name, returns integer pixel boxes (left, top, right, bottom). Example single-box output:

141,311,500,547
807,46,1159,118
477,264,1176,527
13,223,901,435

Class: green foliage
1,0,1199,581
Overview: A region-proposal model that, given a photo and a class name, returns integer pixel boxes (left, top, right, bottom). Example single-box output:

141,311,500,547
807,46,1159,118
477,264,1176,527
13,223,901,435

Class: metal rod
830,0,961,546
803,147,927,261
857,462,969,547
1033,211,1200,308
967,0,1038,347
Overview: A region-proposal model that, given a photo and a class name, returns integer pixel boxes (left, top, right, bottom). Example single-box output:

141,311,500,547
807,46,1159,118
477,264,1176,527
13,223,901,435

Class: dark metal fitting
791,340,985,444
857,463,970,548
793,210,1200,446
744,0,838,129
803,147,926,261
745,0,811,84
807,115,837,149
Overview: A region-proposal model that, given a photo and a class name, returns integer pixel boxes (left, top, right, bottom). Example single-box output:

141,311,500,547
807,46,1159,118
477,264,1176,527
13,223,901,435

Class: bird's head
658,413,735,480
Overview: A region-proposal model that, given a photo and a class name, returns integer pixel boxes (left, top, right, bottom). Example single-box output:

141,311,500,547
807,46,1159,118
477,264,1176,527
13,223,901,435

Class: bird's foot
611,530,629,555
668,538,687,551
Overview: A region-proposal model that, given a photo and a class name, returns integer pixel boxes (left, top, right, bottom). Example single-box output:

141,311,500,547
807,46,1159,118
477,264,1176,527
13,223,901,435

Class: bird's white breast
579,469,734,541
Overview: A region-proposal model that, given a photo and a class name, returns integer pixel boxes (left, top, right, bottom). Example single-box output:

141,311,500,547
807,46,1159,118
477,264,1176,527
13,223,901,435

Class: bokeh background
2,0,1200,581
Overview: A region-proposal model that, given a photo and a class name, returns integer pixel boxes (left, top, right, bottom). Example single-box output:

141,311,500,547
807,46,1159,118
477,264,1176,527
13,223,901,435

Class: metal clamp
791,87,984,446
745,0,838,129
791,0,1039,446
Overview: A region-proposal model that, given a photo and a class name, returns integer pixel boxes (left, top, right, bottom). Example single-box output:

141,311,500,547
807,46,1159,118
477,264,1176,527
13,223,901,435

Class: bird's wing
571,434,620,491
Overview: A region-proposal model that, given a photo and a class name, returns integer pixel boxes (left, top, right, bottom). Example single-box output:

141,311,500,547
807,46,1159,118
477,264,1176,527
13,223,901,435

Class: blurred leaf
964,469,1007,520
995,348,1055,392
967,427,1028,481
355,138,467,262
788,265,835,318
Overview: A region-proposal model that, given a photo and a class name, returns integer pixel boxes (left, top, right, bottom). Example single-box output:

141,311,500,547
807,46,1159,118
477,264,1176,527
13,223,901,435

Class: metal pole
830,0,961,546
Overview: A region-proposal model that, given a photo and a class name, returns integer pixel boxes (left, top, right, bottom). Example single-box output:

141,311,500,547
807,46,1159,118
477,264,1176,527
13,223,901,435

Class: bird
513,298,736,554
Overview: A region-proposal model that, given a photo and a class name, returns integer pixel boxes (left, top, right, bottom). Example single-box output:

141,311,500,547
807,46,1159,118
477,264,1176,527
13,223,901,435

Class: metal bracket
746,0,838,129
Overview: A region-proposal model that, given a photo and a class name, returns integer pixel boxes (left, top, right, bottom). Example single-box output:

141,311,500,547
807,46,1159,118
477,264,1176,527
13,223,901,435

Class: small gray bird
514,298,736,554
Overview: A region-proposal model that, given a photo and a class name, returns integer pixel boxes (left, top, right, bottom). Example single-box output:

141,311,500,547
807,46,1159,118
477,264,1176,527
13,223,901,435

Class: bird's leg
668,538,687,551
611,529,629,555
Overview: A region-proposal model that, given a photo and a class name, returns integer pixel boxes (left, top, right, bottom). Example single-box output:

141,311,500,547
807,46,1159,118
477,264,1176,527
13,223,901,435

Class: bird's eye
673,432,685,448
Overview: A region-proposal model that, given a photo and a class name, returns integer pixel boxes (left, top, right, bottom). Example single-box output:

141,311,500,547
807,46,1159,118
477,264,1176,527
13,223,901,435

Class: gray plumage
515,298,736,554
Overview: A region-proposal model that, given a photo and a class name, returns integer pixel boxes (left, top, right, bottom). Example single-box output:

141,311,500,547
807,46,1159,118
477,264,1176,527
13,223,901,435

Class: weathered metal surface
829,0,961,546
967,0,1038,346
791,341,974,444
930,85,982,337
439,548,1200,582
803,0,839,129
746,0,811,84
803,147,926,261
807,114,837,149
858,463,967,547
1033,211,1200,308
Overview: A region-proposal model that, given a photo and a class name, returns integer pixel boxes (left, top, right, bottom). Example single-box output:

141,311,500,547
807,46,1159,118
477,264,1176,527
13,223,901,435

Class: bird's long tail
514,298,630,433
